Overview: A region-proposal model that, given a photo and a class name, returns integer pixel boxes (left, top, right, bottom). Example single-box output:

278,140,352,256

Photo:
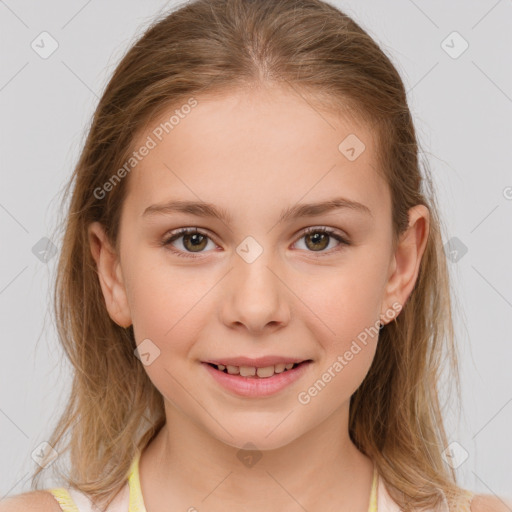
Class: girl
1,0,508,511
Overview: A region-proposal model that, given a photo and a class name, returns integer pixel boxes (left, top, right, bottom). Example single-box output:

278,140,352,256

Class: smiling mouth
206,360,310,379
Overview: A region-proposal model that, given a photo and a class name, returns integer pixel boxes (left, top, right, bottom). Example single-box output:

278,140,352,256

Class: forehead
123,85,390,222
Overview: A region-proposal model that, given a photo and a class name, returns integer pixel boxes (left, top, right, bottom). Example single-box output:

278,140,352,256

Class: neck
138,401,375,512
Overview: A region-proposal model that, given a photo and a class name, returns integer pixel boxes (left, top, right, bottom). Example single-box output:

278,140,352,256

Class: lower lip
202,361,312,398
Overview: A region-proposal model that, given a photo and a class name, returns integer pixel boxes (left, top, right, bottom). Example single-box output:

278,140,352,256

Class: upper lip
203,356,311,368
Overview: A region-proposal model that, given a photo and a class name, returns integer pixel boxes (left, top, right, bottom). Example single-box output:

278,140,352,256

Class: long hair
32,1,468,510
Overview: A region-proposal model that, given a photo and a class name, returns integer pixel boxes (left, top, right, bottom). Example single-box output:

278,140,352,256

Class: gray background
1,0,511,502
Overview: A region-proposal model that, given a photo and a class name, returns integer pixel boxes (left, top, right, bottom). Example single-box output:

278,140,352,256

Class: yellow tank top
47,452,382,512
48,450,146,512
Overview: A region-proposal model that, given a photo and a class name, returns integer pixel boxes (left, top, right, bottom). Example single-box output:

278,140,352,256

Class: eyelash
160,226,351,259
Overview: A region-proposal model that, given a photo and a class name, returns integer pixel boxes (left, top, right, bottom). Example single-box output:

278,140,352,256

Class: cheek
125,260,212,399
123,252,209,351
296,284,380,420
304,255,387,344
298,274,381,412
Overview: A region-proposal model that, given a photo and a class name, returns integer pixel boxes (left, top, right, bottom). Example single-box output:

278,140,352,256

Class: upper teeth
216,363,297,378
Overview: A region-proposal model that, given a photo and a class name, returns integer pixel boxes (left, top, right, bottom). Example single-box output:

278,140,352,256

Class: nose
219,249,291,335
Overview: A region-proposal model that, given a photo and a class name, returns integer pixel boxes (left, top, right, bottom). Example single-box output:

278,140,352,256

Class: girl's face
90,85,428,450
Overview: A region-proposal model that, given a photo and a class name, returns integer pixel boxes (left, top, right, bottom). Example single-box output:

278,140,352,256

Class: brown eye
162,228,215,258
304,231,330,251
181,232,208,252
295,227,350,255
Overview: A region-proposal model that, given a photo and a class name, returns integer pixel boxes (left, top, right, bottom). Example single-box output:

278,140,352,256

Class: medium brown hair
33,0,469,510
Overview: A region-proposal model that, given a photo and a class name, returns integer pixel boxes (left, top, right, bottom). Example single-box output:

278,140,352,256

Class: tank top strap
48,486,112,512
128,448,147,512
46,452,141,512
48,482,131,512
367,460,378,512
47,487,81,512
376,474,403,512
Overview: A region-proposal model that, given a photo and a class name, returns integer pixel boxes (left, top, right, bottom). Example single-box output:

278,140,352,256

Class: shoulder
470,493,512,512
0,490,62,512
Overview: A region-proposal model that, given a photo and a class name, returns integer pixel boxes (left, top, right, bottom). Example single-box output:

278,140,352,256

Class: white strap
377,477,403,511
68,483,130,512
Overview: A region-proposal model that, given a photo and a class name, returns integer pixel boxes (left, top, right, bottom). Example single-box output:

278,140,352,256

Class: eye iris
305,232,329,251
183,233,207,252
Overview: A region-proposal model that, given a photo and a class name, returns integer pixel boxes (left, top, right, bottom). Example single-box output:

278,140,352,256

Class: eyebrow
142,197,373,223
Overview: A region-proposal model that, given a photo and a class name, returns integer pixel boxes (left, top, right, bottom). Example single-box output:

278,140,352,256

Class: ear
380,205,430,325
88,221,132,328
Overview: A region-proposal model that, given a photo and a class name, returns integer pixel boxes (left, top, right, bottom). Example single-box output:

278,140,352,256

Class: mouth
202,359,313,397
205,360,310,379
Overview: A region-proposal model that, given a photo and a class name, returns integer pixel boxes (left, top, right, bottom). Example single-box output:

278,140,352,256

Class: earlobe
381,205,430,321
88,221,132,328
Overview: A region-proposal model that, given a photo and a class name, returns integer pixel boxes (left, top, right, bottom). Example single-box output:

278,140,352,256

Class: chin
210,422,302,453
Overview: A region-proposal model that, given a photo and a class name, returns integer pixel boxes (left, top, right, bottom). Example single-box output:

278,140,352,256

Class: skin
88,84,429,512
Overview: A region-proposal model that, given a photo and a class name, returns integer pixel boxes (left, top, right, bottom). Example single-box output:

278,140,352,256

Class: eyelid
301,225,350,242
